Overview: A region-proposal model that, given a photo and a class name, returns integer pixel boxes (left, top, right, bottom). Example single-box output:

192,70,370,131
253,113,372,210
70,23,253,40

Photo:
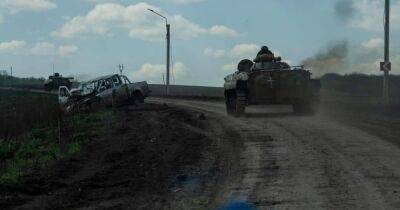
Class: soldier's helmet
261,46,269,51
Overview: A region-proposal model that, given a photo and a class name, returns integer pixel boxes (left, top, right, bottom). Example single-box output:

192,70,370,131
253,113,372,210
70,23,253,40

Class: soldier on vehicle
254,46,274,62
257,46,273,57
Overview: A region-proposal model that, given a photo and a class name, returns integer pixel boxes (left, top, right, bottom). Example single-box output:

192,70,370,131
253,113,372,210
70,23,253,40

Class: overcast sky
0,0,399,86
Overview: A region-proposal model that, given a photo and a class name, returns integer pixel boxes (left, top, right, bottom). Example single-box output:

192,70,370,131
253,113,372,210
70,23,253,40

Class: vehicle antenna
119,64,124,75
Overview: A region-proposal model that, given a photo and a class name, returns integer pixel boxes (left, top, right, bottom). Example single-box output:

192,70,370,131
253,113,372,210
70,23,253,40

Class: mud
3,96,400,209
152,98,400,209
0,104,227,210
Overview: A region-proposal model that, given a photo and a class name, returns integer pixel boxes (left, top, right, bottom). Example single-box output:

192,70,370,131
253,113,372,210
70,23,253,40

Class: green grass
0,134,64,184
67,141,82,155
0,91,118,185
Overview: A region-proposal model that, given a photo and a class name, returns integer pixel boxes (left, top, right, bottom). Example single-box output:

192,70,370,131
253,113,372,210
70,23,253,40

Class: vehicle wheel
134,92,144,104
225,96,234,115
130,91,144,105
79,103,90,113
235,93,246,116
90,97,106,111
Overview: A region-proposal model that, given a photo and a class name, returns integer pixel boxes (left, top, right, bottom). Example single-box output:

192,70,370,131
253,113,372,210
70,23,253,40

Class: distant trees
320,73,400,98
0,75,45,89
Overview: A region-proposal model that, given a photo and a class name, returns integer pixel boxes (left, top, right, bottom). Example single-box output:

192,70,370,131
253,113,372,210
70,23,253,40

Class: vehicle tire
225,95,234,115
130,91,144,105
90,97,106,111
79,103,90,113
235,93,246,116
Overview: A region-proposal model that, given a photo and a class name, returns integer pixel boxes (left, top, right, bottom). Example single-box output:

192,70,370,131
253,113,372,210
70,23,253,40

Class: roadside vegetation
319,74,400,148
320,73,400,100
0,90,115,185
0,75,44,89
1,96,218,209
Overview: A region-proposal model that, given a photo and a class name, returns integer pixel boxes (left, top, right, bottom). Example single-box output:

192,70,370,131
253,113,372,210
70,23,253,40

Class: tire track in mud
148,99,274,206
219,124,272,203
152,98,400,209
150,99,287,207
270,118,400,209
150,99,339,208
245,120,327,209
259,120,384,209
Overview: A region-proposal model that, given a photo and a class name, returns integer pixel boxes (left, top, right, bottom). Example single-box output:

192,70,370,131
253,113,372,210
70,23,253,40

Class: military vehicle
224,54,320,116
44,73,74,91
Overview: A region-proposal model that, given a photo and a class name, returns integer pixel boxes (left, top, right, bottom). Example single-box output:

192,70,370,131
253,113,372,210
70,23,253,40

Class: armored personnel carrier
224,54,320,116
44,73,73,91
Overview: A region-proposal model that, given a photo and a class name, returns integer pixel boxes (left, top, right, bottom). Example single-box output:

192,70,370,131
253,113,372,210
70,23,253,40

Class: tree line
320,73,400,98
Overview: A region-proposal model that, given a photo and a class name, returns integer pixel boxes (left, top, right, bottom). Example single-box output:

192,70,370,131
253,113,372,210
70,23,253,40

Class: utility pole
10,66,12,77
166,23,171,95
148,9,170,96
382,0,391,104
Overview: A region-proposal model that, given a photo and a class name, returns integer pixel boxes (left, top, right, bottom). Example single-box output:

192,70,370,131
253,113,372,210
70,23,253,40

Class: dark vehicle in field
59,74,151,112
224,54,320,116
44,73,74,91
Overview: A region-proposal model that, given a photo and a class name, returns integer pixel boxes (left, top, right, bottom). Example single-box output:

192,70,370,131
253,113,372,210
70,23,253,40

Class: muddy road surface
149,98,400,209
3,97,400,209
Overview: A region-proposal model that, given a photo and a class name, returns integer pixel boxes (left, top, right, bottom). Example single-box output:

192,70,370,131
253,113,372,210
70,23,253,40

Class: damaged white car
59,74,151,112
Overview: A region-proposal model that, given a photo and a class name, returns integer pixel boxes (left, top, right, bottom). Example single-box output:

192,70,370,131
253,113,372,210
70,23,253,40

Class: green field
0,90,115,185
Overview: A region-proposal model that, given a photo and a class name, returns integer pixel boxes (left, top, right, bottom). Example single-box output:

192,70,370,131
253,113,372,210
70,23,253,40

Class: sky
0,0,399,86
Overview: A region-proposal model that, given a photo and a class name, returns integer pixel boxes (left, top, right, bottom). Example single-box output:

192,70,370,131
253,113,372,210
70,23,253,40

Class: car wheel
132,91,144,105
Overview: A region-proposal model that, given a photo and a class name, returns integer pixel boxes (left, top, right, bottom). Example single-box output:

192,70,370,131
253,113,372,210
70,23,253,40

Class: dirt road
150,98,400,209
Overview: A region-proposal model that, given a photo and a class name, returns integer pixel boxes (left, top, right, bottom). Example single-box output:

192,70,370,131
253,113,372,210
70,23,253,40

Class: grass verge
0,110,116,185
